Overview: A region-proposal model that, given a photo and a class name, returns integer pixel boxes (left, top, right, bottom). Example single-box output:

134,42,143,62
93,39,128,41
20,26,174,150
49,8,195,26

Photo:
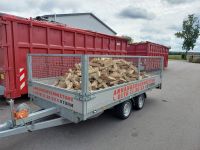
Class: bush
169,51,184,55
168,55,182,60
192,57,200,63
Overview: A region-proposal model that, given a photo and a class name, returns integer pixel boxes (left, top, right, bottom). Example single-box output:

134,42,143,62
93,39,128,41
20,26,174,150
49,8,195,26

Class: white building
41,13,117,35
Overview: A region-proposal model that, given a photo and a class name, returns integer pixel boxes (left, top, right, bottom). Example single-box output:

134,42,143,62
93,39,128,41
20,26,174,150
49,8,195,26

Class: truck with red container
0,13,127,99
127,41,169,68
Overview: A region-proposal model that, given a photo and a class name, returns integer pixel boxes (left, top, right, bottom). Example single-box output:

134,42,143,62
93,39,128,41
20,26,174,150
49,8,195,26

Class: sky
0,0,200,52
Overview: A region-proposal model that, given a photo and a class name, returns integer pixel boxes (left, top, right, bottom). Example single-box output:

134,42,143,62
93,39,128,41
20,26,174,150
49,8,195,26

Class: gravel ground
0,60,200,150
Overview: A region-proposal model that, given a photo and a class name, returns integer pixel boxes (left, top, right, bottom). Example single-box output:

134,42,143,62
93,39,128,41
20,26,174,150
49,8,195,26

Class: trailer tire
133,94,146,110
114,100,132,119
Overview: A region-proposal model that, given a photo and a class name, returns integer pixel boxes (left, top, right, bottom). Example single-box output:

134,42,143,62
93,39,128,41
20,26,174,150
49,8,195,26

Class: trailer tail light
14,109,29,120
14,103,30,120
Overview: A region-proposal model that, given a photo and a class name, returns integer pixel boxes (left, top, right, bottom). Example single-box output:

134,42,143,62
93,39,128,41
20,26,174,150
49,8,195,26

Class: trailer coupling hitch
0,102,65,138
0,99,31,132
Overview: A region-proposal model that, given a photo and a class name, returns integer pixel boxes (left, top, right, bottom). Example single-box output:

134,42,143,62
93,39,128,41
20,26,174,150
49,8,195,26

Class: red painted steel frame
0,13,127,99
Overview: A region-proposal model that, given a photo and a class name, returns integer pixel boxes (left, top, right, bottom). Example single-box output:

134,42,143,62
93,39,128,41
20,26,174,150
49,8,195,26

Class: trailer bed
0,54,163,138
28,54,163,123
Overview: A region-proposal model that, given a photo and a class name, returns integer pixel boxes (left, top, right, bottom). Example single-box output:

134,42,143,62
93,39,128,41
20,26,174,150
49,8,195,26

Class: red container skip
0,13,127,99
127,41,169,68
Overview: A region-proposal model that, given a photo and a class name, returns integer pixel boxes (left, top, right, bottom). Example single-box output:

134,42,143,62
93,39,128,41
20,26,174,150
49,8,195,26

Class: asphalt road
0,60,200,150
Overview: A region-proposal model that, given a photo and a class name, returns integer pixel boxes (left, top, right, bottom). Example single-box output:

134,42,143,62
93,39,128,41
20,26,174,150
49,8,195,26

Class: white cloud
163,0,196,5
0,0,200,52
118,6,155,20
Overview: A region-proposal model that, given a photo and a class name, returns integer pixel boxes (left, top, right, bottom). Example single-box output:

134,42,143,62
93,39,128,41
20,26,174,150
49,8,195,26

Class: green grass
168,55,182,60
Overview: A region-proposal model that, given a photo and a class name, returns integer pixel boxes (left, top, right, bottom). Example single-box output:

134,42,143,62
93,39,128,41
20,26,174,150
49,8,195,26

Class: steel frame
0,117,70,138
27,54,163,94
0,105,70,138
0,54,163,138
27,54,163,120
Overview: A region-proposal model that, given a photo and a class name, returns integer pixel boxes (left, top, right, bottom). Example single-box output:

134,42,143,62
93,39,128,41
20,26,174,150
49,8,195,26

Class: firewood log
54,57,147,91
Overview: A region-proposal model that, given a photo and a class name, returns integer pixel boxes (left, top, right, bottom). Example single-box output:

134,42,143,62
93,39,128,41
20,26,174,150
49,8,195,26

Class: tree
121,35,133,44
175,14,200,57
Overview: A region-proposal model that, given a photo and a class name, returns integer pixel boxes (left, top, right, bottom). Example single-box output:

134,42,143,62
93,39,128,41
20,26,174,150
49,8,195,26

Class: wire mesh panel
31,55,82,89
87,55,162,91
29,54,163,93
140,57,163,74
32,56,80,78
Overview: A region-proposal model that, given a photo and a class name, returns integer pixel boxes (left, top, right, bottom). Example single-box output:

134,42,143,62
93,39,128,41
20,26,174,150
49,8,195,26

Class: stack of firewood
54,58,148,90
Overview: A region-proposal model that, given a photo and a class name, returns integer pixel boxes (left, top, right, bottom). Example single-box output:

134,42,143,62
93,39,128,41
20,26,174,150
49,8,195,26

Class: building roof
42,13,117,35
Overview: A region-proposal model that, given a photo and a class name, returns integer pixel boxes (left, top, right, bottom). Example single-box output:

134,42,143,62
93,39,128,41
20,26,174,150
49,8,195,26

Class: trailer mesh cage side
32,56,81,79
29,54,163,92
127,42,169,68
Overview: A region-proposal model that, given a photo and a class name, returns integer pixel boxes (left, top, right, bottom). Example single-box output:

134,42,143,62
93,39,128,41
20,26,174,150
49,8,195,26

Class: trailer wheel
133,94,146,110
114,100,132,119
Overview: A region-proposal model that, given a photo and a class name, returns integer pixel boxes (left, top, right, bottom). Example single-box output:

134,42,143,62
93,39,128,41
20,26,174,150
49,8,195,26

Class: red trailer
127,41,169,68
0,13,127,99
